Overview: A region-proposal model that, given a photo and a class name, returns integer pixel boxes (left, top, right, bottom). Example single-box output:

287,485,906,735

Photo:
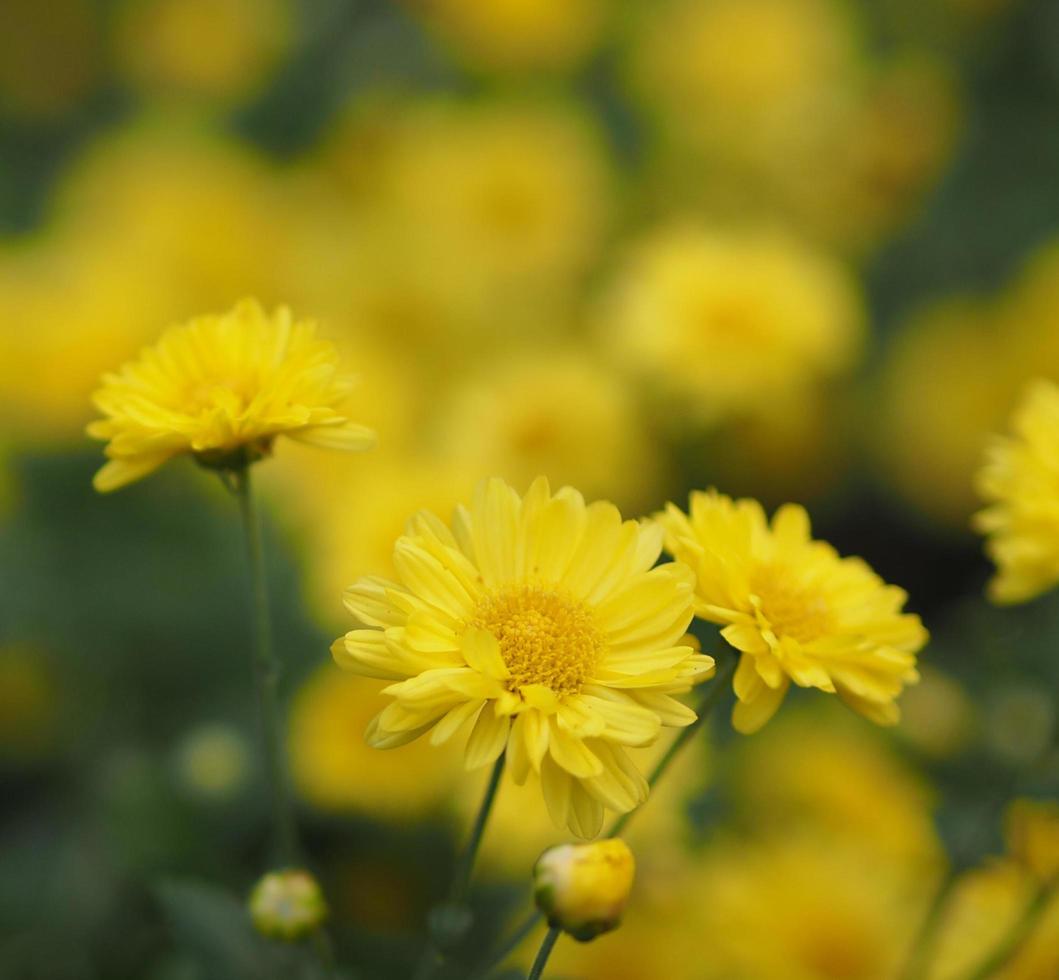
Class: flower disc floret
332,476,715,837
658,490,927,733
87,298,376,491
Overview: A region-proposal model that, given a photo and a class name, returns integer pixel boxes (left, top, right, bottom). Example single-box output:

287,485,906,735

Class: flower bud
248,869,328,940
1006,798,1059,884
533,839,635,942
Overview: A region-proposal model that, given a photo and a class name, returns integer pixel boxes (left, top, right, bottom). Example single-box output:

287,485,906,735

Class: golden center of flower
750,565,832,644
470,585,603,697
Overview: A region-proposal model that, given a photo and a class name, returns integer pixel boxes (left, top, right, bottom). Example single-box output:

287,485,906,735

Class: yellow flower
601,224,864,425
430,347,664,514
287,664,461,817
332,476,714,837
113,0,291,104
411,0,605,73
1006,799,1059,884
534,839,635,942
732,708,942,867
87,299,375,492
659,490,927,733
974,379,1059,604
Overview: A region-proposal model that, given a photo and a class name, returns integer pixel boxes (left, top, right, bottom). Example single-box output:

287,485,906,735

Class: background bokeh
2,0,1058,977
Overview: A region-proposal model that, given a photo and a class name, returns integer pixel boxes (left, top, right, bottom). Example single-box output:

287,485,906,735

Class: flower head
534,839,635,942
1006,798,1059,884
659,491,926,733
974,379,1059,604
601,225,863,425
87,299,375,491
332,476,714,837
248,869,328,941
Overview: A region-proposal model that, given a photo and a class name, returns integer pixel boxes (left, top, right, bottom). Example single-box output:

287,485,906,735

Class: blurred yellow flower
174,723,251,801
333,476,714,837
631,0,858,158
898,665,976,759
929,860,1059,980
288,664,461,818
412,0,605,73
113,0,292,104
382,101,610,315
1006,799,1059,884
601,225,864,425
660,491,927,732
430,347,663,514
87,299,375,492
975,379,1059,603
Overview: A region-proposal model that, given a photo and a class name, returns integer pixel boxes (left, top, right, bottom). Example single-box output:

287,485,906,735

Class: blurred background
2,0,1059,977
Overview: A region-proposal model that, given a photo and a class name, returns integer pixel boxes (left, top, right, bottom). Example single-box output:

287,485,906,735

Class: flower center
750,565,832,644
470,585,603,697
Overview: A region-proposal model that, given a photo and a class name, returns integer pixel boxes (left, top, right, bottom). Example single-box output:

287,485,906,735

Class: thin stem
899,871,957,980
469,909,543,980
606,652,736,839
527,926,560,980
414,753,508,980
233,466,298,865
451,752,507,904
961,879,1056,980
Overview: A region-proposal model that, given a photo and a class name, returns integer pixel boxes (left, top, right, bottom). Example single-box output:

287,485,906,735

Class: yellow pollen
750,565,832,644
470,584,603,697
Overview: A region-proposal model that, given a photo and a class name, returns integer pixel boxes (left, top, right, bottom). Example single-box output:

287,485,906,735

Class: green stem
606,652,736,839
961,879,1056,980
451,752,507,904
899,871,957,980
414,753,507,980
527,927,560,980
233,466,298,865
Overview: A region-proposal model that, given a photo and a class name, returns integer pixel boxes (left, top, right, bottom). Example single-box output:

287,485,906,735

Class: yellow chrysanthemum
87,299,375,492
332,476,714,837
974,379,1059,604
659,491,927,733
601,224,864,425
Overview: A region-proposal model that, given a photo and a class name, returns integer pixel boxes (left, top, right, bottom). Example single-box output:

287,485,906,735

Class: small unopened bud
248,869,328,940
1006,799,1059,884
533,839,635,942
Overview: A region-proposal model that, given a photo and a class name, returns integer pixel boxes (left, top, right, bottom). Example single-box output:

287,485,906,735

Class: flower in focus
430,347,664,513
534,839,635,942
1006,799,1059,884
659,490,927,733
333,476,714,837
288,664,461,818
974,379,1059,604
87,299,376,492
601,225,864,425
248,869,328,941
411,0,605,74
